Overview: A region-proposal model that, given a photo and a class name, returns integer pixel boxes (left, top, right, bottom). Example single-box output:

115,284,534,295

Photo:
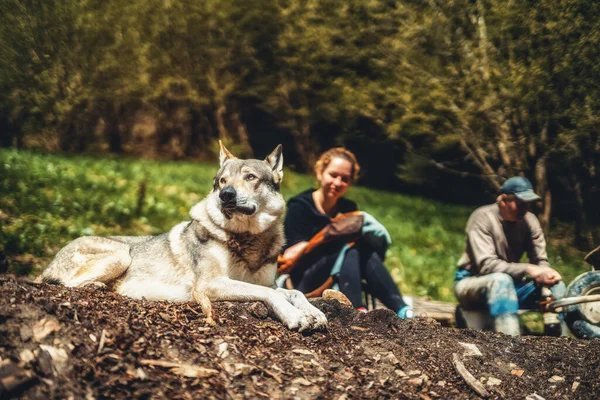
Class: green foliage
0,0,598,243
0,150,587,302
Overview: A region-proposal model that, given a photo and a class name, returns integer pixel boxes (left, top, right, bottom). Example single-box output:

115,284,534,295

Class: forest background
1,0,599,301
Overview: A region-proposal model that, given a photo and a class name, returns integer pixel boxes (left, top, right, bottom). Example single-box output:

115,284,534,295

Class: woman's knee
342,247,361,264
339,248,361,274
358,249,383,270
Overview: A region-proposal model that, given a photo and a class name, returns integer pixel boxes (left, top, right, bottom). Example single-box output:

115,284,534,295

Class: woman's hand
283,241,309,260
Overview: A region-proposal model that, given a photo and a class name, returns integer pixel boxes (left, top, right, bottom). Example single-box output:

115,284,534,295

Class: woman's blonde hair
314,147,361,183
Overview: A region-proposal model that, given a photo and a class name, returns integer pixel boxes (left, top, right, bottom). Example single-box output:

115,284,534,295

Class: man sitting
454,176,565,336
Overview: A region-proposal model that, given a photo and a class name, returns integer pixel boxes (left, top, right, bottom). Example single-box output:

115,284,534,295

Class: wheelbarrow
547,244,600,339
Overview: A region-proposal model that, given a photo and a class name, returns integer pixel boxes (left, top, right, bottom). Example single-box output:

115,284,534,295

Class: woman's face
317,157,353,202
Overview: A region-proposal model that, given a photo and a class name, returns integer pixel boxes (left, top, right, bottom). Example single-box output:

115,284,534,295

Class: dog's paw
311,307,328,329
301,304,327,330
276,288,328,330
280,305,327,332
276,305,311,331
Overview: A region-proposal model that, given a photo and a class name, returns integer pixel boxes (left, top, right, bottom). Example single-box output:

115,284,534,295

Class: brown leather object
277,211,363,275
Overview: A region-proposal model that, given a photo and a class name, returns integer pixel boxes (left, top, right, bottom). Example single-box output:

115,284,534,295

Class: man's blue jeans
455,272,566,317
454,272,566,336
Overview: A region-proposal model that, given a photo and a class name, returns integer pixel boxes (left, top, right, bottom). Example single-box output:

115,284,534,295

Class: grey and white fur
40,142,327,331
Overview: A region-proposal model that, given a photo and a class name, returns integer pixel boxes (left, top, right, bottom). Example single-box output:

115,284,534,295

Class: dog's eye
246,174,257,181
219,177,227,185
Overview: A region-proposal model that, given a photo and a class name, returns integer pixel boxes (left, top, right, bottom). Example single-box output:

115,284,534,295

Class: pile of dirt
1,276,599,399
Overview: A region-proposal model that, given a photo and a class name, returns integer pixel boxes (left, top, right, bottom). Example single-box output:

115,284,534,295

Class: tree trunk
231,107,253,158
495,107,516,174
475,0,491,82
107,104,123,154
0,119,14,147
534,156,551,232
214,102,230,141
534,120,551,232
572,179,595,249
292,117,318,172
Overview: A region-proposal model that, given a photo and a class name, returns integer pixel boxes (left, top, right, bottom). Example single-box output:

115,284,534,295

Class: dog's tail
34,273,61,285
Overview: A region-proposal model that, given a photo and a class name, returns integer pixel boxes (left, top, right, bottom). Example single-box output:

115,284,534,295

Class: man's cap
500,176,541,202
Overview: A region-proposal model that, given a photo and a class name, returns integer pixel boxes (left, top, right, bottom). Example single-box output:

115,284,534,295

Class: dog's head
199,141,286,234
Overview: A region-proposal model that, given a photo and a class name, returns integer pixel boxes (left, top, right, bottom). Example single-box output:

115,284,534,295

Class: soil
1,275,599,400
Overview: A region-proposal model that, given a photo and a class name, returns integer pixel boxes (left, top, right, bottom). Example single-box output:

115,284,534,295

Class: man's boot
494,312,520,336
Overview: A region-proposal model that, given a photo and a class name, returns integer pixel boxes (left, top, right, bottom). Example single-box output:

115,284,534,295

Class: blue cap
500,177,541,202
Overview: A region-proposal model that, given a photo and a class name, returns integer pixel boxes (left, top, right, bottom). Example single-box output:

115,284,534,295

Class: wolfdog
40,143,327,331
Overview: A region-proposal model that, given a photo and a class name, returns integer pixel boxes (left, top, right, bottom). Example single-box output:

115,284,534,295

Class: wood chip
525,394,546,400
458,342,482,357
548,375,564,383
137,367,148,380
394,369,407,378
262,368,282,384
292,377,313,386
408,377,424,386
33,318,61,342
19,349,35,363
292,348,313,356
139,359,218,378
452,353,490,398
511,369,524,377
486,377,502,386
217,342,229,359
350,326,369,332
384,352,400,365
97,329,107,355
159,312,172,323
223,363,255,377
171,365,218,378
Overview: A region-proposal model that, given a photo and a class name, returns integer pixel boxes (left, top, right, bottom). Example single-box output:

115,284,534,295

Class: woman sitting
281,147,414,318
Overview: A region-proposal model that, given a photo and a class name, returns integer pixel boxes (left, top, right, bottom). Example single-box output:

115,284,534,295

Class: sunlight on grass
0,149,588,301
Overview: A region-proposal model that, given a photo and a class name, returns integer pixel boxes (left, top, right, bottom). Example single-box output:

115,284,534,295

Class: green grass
0,149,588,302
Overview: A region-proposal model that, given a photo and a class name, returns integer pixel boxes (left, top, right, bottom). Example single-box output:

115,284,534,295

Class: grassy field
0,149,588,303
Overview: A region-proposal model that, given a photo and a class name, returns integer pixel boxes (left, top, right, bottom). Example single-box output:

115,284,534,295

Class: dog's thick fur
41,143,327,331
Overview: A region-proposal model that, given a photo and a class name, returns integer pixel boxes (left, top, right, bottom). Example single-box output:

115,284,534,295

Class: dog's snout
219,186,237,204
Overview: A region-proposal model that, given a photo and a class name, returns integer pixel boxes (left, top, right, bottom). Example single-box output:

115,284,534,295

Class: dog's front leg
192,287,216,326
197,277,319,331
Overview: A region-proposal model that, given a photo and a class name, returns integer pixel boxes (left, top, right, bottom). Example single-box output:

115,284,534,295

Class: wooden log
452,353,490,398
408,296,457,325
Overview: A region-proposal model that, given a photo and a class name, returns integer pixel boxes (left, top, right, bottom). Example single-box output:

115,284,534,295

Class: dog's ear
265,144,284,184
219,140,237,167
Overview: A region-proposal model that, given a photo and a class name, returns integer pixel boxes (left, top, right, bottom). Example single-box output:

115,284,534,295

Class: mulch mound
1,275,599,399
